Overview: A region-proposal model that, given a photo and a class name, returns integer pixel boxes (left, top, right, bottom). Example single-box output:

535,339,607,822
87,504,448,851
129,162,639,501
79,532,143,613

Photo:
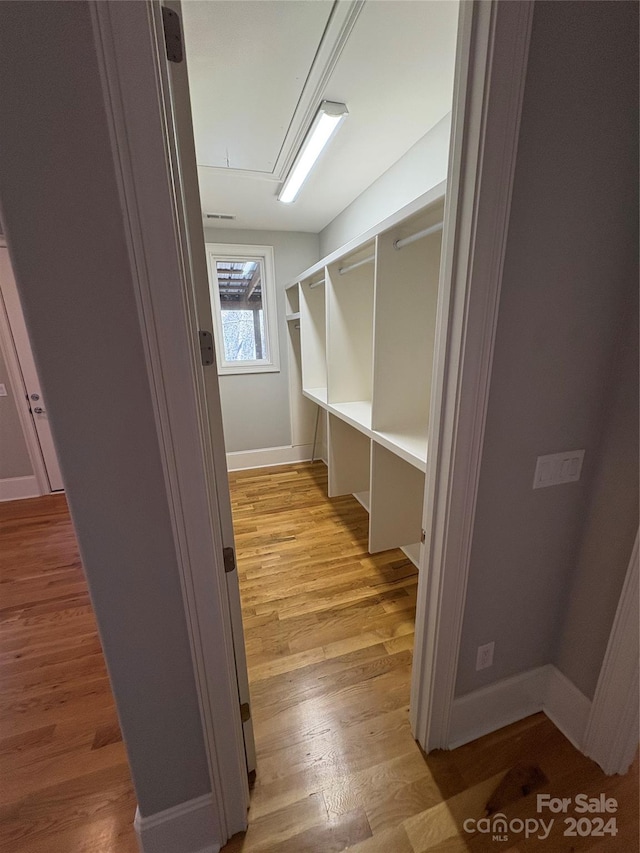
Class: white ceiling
183,0,459,234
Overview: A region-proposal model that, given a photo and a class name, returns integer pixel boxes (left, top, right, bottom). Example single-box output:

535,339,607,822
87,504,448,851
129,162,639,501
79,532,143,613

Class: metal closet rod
338,254,375,275
394,220,443,250
309,220,444,282
308,278,325,289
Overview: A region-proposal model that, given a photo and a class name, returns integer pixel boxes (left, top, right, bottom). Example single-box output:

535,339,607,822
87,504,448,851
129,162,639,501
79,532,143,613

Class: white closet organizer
286,186,445,564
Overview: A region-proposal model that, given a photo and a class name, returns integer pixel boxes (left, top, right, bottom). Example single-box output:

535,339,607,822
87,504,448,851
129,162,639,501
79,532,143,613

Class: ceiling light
278,101,348,204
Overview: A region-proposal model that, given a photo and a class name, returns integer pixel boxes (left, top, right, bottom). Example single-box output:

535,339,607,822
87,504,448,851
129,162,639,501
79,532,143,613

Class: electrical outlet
476,641,494,671
0,384,6,397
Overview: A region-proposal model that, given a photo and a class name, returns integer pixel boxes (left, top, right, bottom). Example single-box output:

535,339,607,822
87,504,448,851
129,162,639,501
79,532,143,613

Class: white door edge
410,0,535,751
583,532,639,775
90,0,249,839
0,244,50,496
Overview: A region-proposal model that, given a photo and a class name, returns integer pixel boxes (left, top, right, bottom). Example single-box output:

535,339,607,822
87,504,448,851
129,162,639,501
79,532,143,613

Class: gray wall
556,304,638,697
455,1,638,697
0,344,32,479
204,228,318,453
319,113,451,257
0,1,210,815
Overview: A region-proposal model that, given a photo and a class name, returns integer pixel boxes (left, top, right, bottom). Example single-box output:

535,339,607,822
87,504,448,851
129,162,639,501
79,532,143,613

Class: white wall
455,0,638,698
319,113,451,257
204,228,318,453
0,0,211,817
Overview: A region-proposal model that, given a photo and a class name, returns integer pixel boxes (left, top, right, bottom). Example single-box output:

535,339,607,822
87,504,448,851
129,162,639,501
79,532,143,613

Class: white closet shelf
302,392,426,472
373,430,428,473
353,491,370,513
330,400,372,433
286,312,301,321
304,393,372,436
303,387,328,406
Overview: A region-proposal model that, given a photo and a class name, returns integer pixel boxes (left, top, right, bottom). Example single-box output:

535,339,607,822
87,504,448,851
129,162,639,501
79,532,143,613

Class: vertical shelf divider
327,414,370,499
369,443,425,554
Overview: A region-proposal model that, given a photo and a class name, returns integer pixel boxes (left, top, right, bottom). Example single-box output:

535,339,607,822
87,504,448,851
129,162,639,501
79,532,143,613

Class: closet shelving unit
285,280,317,454
286,184,446,564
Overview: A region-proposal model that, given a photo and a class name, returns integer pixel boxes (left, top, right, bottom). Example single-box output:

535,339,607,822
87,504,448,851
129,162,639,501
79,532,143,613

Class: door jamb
0,241,51,495
90,0,249,840
410,0,535,750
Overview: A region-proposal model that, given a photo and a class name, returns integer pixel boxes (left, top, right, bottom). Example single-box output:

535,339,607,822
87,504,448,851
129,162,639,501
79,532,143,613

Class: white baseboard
449,664,592,751
134,793,221,853
226,443,316,472
0,474,41,502
449,666,549,749
544,665,592,751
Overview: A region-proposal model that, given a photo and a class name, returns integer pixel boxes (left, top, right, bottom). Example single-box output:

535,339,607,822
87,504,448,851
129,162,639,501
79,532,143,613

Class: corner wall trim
544,665,592,751
0,475,40,502
583,532,639,775
226,443,315,472
134,794,221,853
448,665,591,752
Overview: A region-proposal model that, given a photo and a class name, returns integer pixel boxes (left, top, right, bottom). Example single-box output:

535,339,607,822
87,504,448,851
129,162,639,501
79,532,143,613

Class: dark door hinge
199,330,214,366
162,6,184,63
420,528,426,544
223,546,236,574
240,702,251,724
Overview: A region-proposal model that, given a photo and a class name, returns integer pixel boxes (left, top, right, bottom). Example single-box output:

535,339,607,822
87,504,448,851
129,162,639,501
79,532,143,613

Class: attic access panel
183,0,334,172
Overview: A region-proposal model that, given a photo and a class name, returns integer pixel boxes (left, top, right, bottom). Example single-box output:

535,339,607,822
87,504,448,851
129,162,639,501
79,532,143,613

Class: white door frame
91,0,250,840
0,241,52,496
410,0,535,751
89,4,637,847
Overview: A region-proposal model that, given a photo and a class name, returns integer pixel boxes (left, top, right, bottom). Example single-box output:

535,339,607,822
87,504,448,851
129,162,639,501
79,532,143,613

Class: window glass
206,246,279,374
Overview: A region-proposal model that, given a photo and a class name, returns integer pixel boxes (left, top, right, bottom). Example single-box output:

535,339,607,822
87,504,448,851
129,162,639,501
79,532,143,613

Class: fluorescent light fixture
278,101,348,204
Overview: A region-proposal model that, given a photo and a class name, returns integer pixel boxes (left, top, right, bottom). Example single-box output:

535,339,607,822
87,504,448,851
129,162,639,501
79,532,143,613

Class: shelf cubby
285,282,300,315
300,274,327,400
371,202,444,468
287,315,319,448
327,414,370,499
327,241,375,417
369,442,425,553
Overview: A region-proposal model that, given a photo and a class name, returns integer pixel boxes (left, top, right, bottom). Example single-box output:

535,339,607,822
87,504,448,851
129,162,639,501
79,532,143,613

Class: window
205,244,280,374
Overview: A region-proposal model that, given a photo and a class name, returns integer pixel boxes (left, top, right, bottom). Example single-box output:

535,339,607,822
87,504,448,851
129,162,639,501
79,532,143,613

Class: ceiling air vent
206,213,236,221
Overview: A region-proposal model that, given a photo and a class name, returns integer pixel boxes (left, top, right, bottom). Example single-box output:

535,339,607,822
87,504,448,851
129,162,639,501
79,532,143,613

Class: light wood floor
0,464,637,852
226,462,639,853
0,493,139,852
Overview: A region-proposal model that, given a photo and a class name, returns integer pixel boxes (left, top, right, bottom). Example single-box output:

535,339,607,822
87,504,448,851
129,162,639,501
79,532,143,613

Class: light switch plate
0,384,7,397
533,449,585,489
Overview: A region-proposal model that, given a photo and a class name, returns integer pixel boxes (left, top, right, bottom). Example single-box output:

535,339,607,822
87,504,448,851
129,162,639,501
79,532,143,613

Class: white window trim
205,243,279,375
